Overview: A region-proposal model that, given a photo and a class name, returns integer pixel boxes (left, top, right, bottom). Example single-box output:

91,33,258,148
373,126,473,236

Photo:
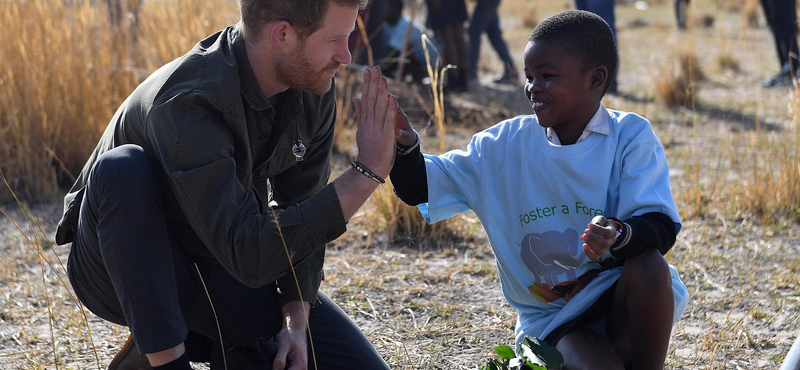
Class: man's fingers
365,67,380,125
375,76,390,128
352,97,362,120
360,68,373,124
272,351,287,370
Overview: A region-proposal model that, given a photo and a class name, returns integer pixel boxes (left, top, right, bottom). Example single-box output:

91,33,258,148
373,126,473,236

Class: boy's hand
394,103,418,147
580,216,618,261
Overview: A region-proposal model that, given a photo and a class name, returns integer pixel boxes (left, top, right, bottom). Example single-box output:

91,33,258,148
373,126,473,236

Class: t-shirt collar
546,103,609,145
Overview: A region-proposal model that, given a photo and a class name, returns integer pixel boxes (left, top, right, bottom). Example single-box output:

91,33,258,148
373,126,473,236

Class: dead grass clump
521,7,538,29
678,48,705,82
725,88,800,224
654,73,693,107
719,0,747,12
742,0,762,28
653,48,704,107
694,14,715,29
716,53,741,72
370,184,458,246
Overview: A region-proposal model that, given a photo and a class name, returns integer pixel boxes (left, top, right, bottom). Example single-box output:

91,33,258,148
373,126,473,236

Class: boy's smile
523,40,605,145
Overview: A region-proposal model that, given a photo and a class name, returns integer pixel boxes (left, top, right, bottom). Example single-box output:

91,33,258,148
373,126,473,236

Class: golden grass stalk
1,169,102,369
422,35,452,153
371,181,452,246
0,0,236,203
725,90,800,224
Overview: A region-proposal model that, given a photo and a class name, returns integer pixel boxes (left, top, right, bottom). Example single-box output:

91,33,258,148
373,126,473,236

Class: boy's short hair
529,10,618,95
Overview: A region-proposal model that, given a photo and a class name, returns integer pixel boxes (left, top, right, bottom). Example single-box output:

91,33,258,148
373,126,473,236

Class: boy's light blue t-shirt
419,105,689,345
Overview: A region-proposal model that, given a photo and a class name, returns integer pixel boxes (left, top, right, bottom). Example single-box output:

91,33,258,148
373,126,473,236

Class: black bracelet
611,220,632,252
351,161,385,184
396,131,421,155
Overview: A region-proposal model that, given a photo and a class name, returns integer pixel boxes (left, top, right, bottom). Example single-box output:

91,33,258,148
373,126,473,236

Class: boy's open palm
581,216,617,260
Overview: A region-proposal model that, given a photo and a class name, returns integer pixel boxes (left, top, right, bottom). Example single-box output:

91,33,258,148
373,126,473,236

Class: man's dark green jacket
56,25,347,306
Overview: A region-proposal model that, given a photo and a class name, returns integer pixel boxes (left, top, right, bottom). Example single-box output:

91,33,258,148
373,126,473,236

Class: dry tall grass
4,0,800,368
0,0,237,202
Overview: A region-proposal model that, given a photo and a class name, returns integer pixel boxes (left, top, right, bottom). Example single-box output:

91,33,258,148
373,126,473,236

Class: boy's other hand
580,216,617,260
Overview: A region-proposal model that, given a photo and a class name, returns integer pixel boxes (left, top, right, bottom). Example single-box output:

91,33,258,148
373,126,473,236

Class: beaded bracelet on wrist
610,220,632,251
351,160,385,184
396,131,420,156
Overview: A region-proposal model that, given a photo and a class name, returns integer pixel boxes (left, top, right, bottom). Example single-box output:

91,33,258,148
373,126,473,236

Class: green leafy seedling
479,335,563,370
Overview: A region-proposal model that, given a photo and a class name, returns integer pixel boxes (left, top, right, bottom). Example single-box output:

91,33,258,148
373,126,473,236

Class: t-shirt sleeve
419,134,489,224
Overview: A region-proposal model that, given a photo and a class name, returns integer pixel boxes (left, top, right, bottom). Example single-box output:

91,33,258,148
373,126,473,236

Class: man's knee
91,144,162,194
94,144,154,177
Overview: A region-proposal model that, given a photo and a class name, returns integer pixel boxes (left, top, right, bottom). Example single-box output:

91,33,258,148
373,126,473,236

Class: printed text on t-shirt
519,201,604,227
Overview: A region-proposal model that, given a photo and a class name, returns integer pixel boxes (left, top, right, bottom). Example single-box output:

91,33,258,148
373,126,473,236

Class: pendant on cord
292,140,306,161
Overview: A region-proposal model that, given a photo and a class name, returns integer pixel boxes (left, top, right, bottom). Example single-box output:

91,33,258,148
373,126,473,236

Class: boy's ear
589,65,609,91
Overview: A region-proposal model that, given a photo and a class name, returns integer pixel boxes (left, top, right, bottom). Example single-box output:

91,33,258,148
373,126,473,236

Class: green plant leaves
494,345,517,360
518,336,563,369
478,336,563,370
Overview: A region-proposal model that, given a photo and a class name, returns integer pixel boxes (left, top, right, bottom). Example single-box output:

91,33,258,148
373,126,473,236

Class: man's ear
589,65,609,91
269,20,294,50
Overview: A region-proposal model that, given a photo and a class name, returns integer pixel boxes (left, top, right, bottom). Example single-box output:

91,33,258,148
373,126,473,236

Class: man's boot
107,335,152,370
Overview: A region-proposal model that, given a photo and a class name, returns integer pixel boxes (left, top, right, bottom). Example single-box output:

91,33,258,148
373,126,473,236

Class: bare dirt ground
2,1,800,369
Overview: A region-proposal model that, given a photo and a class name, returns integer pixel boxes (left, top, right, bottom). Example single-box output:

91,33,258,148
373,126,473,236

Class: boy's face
523,40,603,142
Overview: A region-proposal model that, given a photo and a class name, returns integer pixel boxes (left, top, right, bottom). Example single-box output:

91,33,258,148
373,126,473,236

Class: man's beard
279,46,340,95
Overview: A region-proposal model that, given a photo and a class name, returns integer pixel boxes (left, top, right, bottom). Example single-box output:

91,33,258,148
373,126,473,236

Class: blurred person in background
467,0,519,85
674,0,690,30
348,0,388,67
574,0,618,93
760,0,799,88
426,0,470,92
382,0,441,84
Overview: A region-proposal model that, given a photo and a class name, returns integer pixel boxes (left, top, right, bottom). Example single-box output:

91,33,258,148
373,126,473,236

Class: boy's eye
542,73,555,79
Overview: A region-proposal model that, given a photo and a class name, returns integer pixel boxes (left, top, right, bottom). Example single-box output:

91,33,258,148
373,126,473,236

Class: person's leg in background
574,0,618,92
364,0,388,66
467,0,492,81
437,22,470,92
483,0,518,84
674,0,690,30
761,0,799,87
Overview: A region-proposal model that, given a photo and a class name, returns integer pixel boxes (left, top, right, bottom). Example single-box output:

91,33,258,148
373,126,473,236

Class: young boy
387,10,689,369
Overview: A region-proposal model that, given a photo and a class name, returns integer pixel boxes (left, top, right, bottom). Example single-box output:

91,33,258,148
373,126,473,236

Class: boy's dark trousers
67,144,389,370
